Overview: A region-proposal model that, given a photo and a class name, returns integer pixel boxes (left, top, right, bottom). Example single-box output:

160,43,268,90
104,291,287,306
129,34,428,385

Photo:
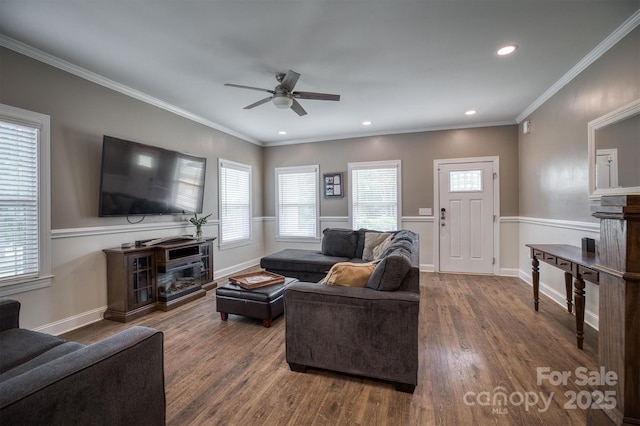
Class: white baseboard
420,263,434,272
499,268,520,277
519,270,599,331
214,258,261,280
35,305,106,336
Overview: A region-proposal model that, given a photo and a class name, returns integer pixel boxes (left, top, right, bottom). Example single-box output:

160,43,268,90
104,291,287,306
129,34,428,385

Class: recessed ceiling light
278,130,287,135
497,44,518,56
465,110,477,116
362,121,372,126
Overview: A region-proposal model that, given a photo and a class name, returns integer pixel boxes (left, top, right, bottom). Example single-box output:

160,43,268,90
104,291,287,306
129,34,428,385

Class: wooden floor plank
61,272,598,425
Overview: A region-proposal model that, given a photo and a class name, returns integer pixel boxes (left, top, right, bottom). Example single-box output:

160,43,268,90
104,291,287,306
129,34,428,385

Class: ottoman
215,277,299,327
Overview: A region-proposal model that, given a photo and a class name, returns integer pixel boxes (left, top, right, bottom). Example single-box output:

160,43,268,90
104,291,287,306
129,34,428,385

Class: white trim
433,156,500,275
516,9,640,123
518,217,599,233
588,98,640,199
0,35,261,146
0,103,53,294
402,216,434,223
34,305,106,336
0,275,54,297
499,268,520,277
499,216,520,223
519,270,598,331
215,258,261,280
263,121,515,147
51,220,217,239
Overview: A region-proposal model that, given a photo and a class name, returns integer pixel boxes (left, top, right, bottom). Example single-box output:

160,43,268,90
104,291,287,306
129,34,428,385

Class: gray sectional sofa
261,227,419,284
0,298,166,425
262,228,421,392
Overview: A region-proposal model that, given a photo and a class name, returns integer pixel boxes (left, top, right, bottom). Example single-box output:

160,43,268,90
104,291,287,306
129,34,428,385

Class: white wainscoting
518,217,601,331
20,216,600,335
20,219,264,334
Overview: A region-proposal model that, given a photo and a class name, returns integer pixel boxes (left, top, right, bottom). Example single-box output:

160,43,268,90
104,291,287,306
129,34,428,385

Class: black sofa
0,298,166,425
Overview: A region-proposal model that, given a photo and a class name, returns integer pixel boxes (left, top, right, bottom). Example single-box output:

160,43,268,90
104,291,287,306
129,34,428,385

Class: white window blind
0,121,40,280
349,160,401,231
219,159,251,245
276,165,319,239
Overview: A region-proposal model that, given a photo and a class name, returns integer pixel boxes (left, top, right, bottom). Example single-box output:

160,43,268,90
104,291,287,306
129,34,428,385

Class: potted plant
189,212,211,240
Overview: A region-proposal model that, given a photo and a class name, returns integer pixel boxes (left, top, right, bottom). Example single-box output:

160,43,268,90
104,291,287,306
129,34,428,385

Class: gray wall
519,27,640,222
263,125,519,218
0,47,263,230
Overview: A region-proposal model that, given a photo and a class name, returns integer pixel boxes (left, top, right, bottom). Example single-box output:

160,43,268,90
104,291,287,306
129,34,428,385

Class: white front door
438,161,495,274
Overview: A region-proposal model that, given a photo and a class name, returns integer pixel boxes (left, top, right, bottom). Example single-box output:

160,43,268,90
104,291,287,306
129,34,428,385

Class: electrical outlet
419,208,432,216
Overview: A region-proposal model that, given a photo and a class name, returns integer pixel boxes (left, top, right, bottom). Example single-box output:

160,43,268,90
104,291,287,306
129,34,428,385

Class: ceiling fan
224,70,340,116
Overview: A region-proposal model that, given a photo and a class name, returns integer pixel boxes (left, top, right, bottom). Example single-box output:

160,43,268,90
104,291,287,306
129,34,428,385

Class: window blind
219,160,251,245
0,120,39,280
350,161,400,231
276,166,318,238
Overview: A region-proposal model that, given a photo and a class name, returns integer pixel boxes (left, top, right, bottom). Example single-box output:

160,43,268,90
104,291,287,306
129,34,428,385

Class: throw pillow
366,253,412,291
321,228,359,258
372,234,393,260
321,262,377,287
362,232,392,261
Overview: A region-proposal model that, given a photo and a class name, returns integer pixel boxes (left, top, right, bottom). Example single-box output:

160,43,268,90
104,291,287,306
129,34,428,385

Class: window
275,165,319,239
218,159,252,247
349,160,401,231
0,104,52,296
449,170,483,192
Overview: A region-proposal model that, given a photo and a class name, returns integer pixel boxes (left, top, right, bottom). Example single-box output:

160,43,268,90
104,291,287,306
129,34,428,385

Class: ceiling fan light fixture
272,94,293,109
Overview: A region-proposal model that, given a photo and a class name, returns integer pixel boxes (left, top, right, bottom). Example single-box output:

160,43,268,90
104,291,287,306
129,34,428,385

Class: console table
525,243,600,350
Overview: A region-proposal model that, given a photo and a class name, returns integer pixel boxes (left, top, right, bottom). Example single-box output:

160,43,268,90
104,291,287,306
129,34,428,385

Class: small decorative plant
189,212,211,240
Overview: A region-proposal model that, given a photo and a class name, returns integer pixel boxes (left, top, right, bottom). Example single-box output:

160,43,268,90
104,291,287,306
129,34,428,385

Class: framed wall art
323,172,344,198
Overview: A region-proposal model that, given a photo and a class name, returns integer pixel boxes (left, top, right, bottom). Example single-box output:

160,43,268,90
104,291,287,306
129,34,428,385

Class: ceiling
0,1,639,146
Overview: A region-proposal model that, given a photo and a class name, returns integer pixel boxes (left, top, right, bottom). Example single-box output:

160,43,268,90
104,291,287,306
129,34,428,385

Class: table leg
532,256,540,311
564,272,573,314
574,277,585,349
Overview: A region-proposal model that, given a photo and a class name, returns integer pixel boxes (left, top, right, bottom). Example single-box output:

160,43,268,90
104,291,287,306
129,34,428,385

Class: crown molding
0,35,262,146
517,9,640,123
263,120,516,147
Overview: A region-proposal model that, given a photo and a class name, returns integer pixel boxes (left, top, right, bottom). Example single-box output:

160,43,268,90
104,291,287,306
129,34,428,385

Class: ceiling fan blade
244,96,273,109
224,83,275,94
280,70,300,92
293,91,341,101
290,98,308,116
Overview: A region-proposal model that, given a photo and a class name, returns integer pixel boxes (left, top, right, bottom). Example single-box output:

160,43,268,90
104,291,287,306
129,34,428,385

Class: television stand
103,237,216,322
141,235,196,246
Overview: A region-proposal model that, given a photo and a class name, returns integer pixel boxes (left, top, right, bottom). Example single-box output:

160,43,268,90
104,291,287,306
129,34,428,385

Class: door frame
433,156,500,274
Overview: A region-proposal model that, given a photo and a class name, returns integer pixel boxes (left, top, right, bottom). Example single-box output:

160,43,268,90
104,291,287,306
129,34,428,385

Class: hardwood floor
62,273,598,425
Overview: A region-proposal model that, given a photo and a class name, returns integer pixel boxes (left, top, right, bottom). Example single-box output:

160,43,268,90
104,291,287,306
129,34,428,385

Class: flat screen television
98,135,207,217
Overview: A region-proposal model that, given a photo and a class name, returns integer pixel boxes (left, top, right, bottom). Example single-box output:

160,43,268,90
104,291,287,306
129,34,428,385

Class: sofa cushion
261,249,350,275
0,329,66,374
321,228,358,258
321,262,377,287
0,341,85,382
362,232,393,261
366,253,412,291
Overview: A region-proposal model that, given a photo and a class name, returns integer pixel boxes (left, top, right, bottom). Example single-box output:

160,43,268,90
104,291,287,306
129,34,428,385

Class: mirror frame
588,98,640,199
